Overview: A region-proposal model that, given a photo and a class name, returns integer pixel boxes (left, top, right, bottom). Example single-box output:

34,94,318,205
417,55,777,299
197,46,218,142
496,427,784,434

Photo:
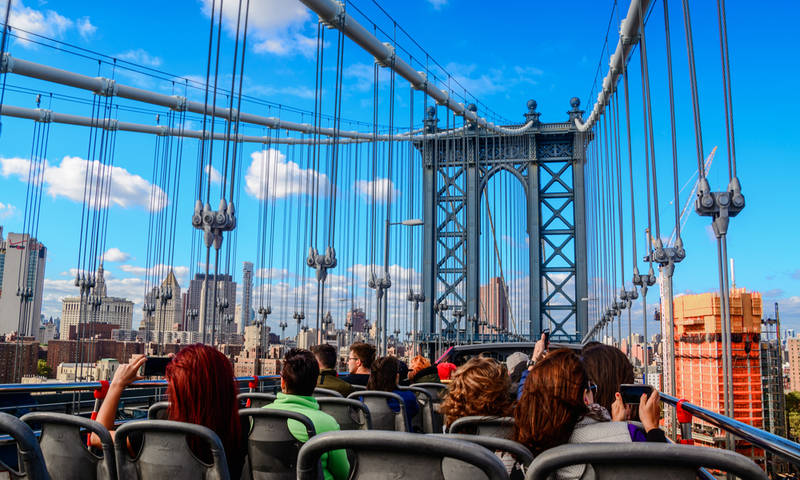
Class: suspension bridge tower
416,98,589,348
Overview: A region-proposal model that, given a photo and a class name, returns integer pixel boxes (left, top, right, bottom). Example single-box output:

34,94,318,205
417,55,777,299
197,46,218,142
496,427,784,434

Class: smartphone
142,356,172,377
619,384,654,404
542,329,550,349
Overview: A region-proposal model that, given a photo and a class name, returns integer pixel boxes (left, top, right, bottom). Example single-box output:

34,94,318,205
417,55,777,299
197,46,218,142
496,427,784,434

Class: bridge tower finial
568,97,584,122
525,99,540,124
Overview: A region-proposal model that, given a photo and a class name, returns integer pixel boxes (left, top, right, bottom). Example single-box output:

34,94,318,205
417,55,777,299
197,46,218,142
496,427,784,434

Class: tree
36,360,51,378
786,392,800,440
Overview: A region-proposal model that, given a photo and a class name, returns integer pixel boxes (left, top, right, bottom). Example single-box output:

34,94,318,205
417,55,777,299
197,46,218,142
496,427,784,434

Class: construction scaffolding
673,289,765,468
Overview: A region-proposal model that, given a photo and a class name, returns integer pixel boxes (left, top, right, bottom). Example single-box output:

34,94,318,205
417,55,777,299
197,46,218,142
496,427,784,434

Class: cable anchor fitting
307,246,337,283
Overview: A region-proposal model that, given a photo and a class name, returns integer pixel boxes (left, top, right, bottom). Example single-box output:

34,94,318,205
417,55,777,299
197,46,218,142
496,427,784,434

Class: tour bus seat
316,398,371,431
398,385,438,433
114,420,229,480
237,393,277,409
21,412,115,480
312,388,343,398
346,391,408,432
0,412,50,480
238,407,315,480
432,433,533,478
410,382,447,400
146,401,170,420
524,442,768,480
297,430,509,480
448,416,515,438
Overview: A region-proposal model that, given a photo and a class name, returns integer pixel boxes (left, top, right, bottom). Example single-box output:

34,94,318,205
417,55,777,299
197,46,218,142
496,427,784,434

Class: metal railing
0,375,281,394
660,392,800,465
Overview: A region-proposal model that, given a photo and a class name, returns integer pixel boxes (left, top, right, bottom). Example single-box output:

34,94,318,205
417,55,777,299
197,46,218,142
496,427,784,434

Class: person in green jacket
264,348,350,480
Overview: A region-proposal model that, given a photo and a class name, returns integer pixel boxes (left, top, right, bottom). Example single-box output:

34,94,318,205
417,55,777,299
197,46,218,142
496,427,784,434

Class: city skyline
0,1,795,339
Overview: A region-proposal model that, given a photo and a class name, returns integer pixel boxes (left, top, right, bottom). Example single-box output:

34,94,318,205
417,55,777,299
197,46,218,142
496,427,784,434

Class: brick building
46,339,143,378
68,323,120,340
479,277,508,334
0,341,39,382
787,336,800,392
673,289,764,465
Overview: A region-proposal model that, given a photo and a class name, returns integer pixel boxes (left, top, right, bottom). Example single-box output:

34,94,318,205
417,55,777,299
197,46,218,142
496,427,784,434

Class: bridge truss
417,101,589,345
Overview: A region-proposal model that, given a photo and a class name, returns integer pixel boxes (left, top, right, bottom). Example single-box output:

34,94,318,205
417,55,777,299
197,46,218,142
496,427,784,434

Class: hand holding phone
619,384,654,404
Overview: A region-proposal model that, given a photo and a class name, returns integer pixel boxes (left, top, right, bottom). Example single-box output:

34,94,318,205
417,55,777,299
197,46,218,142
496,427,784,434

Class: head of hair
581,343,634,412
349,342,376,370
310,343,337,370
366,356,399,391
408,355,431,379
282,348,320,396
440,357,513,427
513,348,589,455
166,344,241,455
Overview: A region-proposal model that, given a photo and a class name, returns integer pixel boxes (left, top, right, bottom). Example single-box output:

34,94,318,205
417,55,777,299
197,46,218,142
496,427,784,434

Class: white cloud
204,164,222,184
76,17,96,40
246,83,315,100
441,62,545,99
116,48,162,67
255,267,295,280
353,178,399,204
427,0,448,9
1,156,168,212
3,1,96,47
103,247,131,263
119,264,189,281
0,201,15,219
201,0,315,57
244,148,331,199
344,63,375,92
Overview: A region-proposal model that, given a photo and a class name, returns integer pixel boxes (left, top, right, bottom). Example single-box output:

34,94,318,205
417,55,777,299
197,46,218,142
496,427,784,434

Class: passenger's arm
90,356,146,447
327,447,351,480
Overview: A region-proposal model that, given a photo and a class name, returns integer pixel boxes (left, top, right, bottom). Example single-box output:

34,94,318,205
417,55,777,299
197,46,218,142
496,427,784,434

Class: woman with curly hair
440,356,514,429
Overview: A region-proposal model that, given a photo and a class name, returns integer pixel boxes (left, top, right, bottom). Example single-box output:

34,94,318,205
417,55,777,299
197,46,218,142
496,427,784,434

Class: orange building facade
673,289,764,465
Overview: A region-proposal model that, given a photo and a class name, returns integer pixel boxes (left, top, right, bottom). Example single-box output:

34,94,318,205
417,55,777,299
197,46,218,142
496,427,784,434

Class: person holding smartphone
90,345,247,479
513,349,665,480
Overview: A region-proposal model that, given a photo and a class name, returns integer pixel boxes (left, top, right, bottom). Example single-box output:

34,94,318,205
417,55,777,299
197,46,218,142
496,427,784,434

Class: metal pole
662,262,678,440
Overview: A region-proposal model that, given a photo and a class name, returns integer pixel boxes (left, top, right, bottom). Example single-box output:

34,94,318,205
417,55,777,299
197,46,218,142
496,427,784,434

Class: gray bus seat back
114,420,229,480
0,412,50,480
21,412,116,480
296,430,508,480
525,443,768,480
316,399,371,431
346,391,407,432
239,408,315,479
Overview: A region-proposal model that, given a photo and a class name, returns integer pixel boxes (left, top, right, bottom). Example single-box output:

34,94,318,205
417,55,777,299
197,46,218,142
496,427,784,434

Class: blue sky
0,0,797,338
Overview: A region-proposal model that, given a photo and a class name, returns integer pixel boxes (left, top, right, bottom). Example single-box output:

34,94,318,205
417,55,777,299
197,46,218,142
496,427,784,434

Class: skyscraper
60,264,133,339
185,273,237,339
673,289,764,463
479,277,508,334
240,262,253,335
0,228,47,336
141,269,182,333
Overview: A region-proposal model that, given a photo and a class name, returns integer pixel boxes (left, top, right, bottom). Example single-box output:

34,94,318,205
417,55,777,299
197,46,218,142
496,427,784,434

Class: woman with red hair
92,344,245,478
